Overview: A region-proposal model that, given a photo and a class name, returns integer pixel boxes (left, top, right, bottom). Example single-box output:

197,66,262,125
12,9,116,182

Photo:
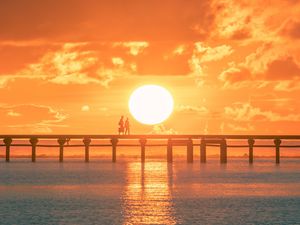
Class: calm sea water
0,156,300,225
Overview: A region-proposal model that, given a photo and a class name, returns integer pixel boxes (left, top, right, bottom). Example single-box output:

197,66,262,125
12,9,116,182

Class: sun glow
129,85,174,125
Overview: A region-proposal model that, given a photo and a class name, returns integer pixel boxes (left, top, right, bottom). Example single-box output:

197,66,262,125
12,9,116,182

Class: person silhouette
125,117,130,135
118,116,124,135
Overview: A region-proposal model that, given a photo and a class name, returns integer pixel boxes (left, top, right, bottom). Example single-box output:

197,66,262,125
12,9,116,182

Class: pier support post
274,138,281,164
3,137,12,162
30,137,38,162
139,138,147,163
200,139,206,163
167,139,173,163
83,137,91,162
57,138,66,163
187,139,193,163
220,139,227,164
248,138,255,164
111,138,118,163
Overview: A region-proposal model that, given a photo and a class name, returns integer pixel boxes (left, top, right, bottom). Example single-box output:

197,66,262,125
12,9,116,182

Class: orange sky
1,0,300,134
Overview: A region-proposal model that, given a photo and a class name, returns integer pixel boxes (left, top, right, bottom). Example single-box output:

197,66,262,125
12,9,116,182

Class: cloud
218,62,270,89
219,65,252,84
0,40,231,90
211,0,300,43
0,76,14,88
219,44,300,89
97,59,135,88
149,124,178,134
0,43,100,86
227,123,255,132
274,80,300,92
188,53,205,78
224,103,300,122
7,110,21,117
189,42,233,76
172,45,188,56
211,0,254,40
243,43,286,75
188,42,233,86
81,105,90,112
132,42,191,76
0,42,138,88
111,57,124,66
28,43,100,85
193,42,234,63
176,104,209,115
113,42,149,56
213,1,300,89
0,104,68,133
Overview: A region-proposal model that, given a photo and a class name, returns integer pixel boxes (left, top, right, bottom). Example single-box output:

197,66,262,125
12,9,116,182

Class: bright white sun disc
129,85,174,125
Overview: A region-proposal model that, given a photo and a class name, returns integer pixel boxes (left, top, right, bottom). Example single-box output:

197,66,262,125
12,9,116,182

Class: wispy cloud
176,104,209,115
224,103,300,122
149,124,178,135
113,42,149,56
0,104,68,133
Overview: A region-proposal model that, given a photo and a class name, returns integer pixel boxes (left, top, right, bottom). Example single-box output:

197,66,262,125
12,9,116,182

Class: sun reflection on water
122,162,177,225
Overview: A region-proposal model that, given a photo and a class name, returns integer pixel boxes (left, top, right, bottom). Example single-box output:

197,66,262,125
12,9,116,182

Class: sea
0,151,300,225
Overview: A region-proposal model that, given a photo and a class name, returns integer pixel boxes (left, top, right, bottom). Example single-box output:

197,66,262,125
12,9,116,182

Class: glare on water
122,162,176,224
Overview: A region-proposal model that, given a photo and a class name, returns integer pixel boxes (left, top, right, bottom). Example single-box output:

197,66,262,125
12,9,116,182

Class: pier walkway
1,135,300,164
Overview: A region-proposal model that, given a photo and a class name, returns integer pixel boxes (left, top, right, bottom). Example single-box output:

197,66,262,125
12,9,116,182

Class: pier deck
1,135,300,163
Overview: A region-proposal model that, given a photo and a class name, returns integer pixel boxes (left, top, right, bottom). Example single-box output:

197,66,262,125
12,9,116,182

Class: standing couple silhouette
118,116,130,135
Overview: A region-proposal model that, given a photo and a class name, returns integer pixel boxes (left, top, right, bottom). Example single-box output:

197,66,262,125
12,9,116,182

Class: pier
1,135,300,163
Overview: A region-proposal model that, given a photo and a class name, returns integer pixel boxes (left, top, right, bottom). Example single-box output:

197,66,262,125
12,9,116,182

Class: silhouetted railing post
220,139,227,163
139,138,147,163
83,137,91,162
200,139,206,163
274,138,281,164
111,138,118,163
3,137,12,162
167,139,173,163
30,137,38,162
57,138,66,163
187,138,193,163
248,138,255,164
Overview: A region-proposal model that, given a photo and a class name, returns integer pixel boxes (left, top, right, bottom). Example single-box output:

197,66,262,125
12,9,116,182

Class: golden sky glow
1,0,300,134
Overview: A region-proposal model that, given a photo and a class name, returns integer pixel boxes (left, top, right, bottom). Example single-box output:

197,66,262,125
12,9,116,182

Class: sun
129,85,174,125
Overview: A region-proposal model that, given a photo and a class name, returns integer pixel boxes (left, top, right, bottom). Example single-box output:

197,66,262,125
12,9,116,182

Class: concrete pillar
274,138,281,164
111,138,118,163
3,137,12,162
220,139,227,164
248,138,255,164
139,138,147,163
187,139,193,163
167,139,173,163
30,137,38,162
200,139,206,163
57,138,66,163
83,137,91,162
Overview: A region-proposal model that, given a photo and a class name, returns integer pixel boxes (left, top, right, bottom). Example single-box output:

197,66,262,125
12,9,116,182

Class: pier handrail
1,134,300,164
1,134,300,139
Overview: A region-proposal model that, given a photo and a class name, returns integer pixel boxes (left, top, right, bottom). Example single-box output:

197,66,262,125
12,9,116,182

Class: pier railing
1,135,300,163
